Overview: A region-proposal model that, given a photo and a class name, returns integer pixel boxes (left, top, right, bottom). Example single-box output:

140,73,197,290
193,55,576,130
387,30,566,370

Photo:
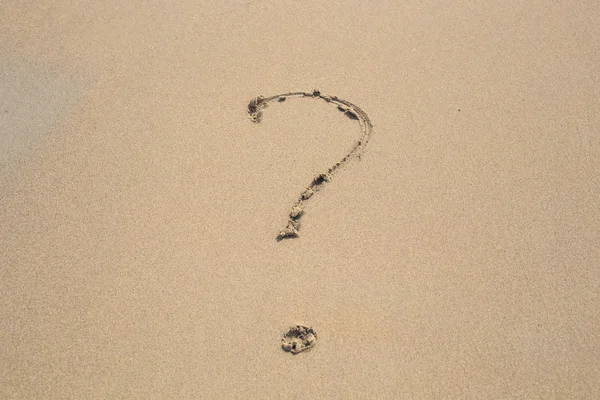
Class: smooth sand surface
1,1,599,398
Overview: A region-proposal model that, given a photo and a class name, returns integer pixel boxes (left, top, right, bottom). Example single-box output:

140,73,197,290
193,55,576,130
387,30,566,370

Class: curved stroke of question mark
247,89,373,241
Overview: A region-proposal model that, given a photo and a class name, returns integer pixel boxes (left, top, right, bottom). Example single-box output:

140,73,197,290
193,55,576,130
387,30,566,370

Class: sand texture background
1,1,599,398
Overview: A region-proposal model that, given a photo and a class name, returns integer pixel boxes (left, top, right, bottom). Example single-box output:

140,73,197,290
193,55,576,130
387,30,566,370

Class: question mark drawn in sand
247,89,373,241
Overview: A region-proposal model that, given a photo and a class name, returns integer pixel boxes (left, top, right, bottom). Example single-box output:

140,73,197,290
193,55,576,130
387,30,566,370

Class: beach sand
1,1,599,398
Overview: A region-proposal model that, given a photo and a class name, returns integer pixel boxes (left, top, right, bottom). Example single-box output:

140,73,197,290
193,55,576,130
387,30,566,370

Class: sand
1,1,599,398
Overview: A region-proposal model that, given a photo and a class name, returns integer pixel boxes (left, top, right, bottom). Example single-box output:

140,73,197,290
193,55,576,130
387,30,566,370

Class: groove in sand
247,89,373,241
